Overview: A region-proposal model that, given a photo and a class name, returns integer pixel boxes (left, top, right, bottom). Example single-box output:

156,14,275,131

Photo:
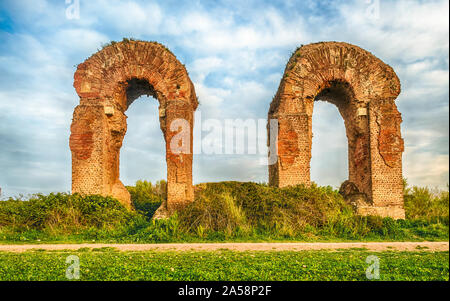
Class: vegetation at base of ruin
126,180,167,220
99,38,177,58
101,37,138,49
0,249,447,281
0,181,448,244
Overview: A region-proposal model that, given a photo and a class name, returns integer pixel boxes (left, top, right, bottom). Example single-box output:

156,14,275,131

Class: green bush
0,193,132,234
404,183,449,223
126,180,166,219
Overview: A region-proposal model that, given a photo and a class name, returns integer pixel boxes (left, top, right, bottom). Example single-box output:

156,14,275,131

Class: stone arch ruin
70,40,198,216
70,40,405,219
268,42,405,219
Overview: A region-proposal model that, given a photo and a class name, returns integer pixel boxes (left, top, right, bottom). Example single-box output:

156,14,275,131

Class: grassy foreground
0,180,448,243
0,249,447,281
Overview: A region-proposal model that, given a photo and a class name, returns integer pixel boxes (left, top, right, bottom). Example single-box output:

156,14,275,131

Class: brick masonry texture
268,42,405,219
70,40,198,217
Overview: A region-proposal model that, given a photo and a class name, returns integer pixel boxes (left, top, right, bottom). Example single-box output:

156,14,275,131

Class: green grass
0,180,448,243
0,249,447,281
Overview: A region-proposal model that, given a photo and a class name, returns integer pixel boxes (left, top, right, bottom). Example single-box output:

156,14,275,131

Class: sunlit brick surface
268,42,405,219
70,41,198,216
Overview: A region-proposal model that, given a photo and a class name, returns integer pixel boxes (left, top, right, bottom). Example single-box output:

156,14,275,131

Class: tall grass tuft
180,182,356,237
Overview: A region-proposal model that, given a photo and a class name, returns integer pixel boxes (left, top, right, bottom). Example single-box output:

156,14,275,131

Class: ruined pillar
363,99,405,218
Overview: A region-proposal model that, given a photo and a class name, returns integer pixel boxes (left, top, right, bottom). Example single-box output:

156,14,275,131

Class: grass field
0,249,448,281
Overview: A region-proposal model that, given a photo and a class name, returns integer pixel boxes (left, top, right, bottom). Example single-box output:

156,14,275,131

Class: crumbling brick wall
268,42,405,219
70,40,198,217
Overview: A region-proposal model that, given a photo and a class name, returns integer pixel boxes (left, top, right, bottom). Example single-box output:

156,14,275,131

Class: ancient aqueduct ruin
69,40,405,219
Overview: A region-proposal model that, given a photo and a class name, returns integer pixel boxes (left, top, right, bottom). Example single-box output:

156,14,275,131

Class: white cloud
188,57,224,82
404,152,449,188
195,83,230,108
401,127,449,188
52,29,109,54
336,0,449,62
395,58,449,101
0,91,72,125
166,7,308,52
92,1,163,35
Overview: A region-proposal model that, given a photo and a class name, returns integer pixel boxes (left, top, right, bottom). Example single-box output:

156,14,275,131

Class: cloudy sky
0,0,448,197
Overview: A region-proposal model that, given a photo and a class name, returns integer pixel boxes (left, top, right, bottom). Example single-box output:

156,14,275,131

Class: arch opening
312,80,371,196
310,100,348,188
120,93,166,188
315,80,354,106
125,78,158,108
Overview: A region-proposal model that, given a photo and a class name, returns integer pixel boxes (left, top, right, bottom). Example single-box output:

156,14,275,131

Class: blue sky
0,0,448,197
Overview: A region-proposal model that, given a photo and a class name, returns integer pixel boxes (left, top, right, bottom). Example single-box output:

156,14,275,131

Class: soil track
0,241,448,252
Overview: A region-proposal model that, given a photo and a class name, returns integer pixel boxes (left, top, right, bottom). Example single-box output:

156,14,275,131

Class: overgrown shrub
179,190,249,236
179,182,353,237
0,193,132,233
177,181,448,240
126,180,166,219
404,183,449,223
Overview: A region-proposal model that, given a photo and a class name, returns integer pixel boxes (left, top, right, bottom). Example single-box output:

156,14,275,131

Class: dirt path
0,241,448,252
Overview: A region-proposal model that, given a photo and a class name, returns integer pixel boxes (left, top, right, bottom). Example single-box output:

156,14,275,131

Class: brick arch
268,42,405,219
70,40,198,216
